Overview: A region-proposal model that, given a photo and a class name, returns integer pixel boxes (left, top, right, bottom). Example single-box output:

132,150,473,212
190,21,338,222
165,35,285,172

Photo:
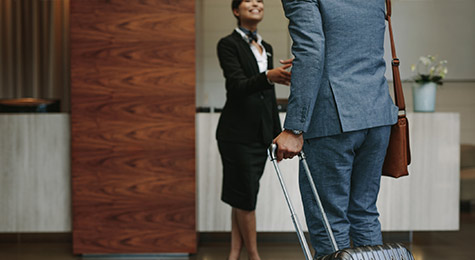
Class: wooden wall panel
70,0,195,254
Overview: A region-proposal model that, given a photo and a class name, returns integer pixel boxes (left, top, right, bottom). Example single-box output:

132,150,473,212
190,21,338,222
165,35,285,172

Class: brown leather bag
382,0,411,178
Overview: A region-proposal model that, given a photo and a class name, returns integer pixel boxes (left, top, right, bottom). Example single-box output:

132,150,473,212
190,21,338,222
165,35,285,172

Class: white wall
386,0,475,80
196,0,475,144
387,1,475,145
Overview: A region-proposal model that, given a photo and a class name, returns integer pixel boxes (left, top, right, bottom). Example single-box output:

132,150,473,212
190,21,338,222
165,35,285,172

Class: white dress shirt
235,28,269,74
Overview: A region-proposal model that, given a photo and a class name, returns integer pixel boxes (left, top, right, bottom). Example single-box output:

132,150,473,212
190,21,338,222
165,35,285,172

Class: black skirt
217,140,268,211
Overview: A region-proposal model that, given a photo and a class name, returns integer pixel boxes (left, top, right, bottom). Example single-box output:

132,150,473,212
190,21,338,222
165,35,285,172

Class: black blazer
216,30,282,145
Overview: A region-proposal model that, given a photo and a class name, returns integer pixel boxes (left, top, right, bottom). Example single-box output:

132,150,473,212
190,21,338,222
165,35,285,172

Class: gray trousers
299,125,391,257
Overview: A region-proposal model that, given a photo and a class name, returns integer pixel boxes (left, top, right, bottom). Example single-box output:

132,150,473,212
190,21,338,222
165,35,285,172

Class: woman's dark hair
231,0,243,25
231,0,243,10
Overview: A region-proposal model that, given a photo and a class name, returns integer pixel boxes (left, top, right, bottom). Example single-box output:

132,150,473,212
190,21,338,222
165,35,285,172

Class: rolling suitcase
268,144,415,260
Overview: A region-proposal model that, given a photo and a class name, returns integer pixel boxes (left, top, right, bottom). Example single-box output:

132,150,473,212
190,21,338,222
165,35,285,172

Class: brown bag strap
386,0,406,113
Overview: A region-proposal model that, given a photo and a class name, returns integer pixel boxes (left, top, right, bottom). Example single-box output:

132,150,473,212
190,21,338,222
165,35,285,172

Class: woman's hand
280,58,294,66
267,58,294,86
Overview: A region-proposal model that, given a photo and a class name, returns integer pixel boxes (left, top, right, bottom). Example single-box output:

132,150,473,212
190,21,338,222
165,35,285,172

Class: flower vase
412,82,437,112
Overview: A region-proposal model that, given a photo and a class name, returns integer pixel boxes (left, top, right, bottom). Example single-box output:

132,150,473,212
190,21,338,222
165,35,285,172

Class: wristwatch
286,129,303,135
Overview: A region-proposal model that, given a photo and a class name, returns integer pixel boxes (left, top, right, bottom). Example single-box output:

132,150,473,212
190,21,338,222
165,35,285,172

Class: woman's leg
229,208,243,260
218,140,266,259
235,208,261,260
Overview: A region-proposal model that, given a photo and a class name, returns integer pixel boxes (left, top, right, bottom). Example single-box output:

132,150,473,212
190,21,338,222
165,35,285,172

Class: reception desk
0,113,460,232
197,113,460,232
0,114,70,232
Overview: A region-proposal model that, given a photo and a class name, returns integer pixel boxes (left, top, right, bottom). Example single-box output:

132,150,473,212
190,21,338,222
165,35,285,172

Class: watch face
292,130,302,135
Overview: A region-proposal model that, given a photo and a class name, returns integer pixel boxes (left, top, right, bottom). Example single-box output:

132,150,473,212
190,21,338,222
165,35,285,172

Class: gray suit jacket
282,0,398,139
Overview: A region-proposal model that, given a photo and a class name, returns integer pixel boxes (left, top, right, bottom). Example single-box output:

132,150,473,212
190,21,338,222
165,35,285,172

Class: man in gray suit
273,0,398,257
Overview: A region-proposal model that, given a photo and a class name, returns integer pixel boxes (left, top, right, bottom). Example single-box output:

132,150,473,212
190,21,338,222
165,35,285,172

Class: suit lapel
263,41,273,70
232,31,260,75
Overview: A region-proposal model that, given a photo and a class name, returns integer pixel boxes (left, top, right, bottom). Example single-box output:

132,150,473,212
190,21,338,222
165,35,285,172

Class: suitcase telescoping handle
268,144,339,259
268,144,313,260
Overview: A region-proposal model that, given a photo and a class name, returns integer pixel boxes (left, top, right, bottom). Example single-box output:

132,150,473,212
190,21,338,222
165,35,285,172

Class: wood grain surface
70,0,196,254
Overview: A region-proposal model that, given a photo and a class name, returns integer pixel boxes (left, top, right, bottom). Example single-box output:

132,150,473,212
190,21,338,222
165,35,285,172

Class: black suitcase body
268,144,415,260
318,243,414,260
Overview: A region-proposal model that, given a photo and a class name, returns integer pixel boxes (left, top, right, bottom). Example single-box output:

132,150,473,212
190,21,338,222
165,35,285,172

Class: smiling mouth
250,9,261,14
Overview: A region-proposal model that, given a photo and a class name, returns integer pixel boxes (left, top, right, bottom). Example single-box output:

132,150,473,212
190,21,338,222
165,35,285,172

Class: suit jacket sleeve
282,0,325,132
217,37,273,100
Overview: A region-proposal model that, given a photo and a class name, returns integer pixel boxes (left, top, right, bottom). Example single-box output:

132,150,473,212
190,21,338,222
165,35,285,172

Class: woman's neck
240,22,258,32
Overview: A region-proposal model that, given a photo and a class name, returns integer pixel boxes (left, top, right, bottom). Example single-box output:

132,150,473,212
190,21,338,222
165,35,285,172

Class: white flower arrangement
411,55,448,85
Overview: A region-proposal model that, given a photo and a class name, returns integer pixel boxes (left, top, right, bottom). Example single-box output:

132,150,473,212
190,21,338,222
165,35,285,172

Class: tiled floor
1,212,474,260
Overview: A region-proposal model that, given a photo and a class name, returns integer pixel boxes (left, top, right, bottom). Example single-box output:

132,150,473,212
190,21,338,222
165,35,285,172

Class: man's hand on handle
273,130,304,161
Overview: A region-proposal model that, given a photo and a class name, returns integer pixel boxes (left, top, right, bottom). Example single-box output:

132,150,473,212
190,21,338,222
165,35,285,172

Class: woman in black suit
216,1,292,259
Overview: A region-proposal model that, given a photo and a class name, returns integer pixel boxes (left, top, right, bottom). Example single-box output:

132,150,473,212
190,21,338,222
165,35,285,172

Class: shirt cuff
265,70,274,85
